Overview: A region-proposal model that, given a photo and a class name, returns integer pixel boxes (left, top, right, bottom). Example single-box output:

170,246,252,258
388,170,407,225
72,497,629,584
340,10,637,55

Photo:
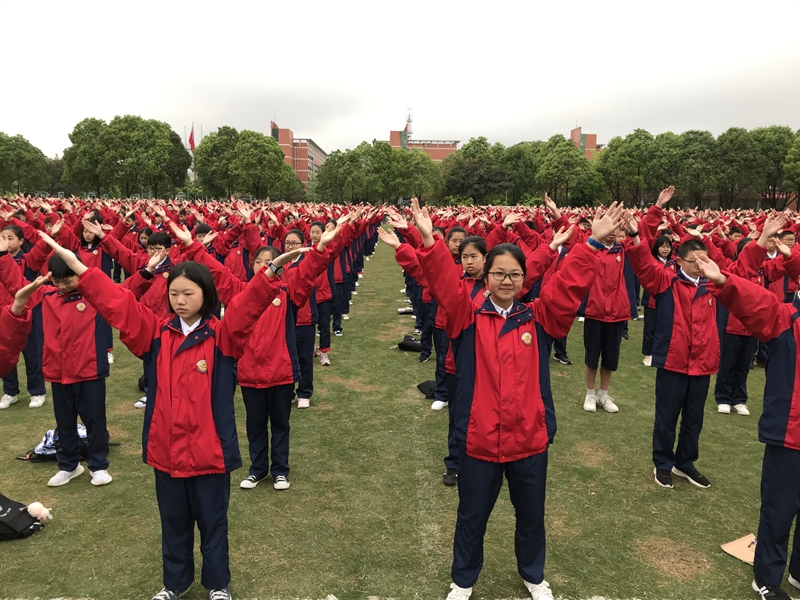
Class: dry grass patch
569,441,612,468
635,537,712,581
324,375,386,394
374,321,415,342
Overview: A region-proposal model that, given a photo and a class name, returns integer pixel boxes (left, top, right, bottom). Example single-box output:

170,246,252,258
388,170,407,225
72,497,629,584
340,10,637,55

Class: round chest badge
163,272,169,278
521,332,532,346
272,298,281,307
76,302,87,312
616,255,622,262
92,250,98,255
196,360,208,374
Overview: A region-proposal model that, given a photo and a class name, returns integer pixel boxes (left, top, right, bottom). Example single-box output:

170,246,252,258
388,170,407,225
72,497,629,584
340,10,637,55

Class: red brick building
270,121,327,186
570,126,602,160
380,116,458,161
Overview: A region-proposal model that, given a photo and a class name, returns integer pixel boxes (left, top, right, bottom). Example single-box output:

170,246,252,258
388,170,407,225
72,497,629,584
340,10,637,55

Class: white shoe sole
0,397,18,409
274,481,291,490
672,467,710,489
29,397,46,408
48,464,85,487
789,574,800,590
91,474,113,486
653,467,674,489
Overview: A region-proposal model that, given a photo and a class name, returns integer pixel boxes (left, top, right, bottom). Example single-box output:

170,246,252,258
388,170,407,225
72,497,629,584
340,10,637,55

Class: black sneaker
654,468,673,488
752,579,791,599
672,467,711,489
152,588,189,600
622,332,629,340
553,355,572,365
334,330,343,337
443,468,458,486
239,473,269,489
419,353,431,363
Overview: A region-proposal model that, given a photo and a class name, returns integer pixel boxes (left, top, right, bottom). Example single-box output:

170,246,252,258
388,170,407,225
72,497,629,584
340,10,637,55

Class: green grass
0,244,772,599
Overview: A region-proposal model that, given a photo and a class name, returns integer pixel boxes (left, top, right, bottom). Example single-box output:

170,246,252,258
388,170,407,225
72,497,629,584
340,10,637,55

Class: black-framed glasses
487,271,524,282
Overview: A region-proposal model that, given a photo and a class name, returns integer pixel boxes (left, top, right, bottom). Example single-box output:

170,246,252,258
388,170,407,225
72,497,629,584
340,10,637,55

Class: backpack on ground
398,335,423,352
0,493,43,541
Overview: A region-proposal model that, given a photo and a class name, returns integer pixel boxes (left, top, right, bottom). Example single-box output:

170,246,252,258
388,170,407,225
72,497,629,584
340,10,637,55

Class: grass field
0,242,779,600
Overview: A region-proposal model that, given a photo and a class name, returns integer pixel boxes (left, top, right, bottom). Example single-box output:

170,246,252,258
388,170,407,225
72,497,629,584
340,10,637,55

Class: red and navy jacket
577,242,638,322
418,238,599,462
76,265,282,477
714,241,769,337
0,304,32,379
711,260,800,450
185,241,331,389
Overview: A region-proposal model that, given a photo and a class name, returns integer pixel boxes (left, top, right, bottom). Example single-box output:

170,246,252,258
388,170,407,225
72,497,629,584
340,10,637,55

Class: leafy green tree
678,130,716,208
63,118,107,196
442,137,513,205
782,136,800,207
163,128,192,198
714,127,758,209
751,125,796,209
400,149,443,202
593,129,653,205
194,126,240,198
95,115,172,197
314,150,353,203
0,133,49,194
46,156,80,197
645,132,682,197
230,130,297,199
535,135,594,205
501,142,544,204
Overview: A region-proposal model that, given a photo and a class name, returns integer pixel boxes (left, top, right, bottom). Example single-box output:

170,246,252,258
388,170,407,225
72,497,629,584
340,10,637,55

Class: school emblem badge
92,250,98,255
76,302,87,312
616,255,622,262
163,272,169,278
196,360,208,374
272,298,281,307
521,332,532,346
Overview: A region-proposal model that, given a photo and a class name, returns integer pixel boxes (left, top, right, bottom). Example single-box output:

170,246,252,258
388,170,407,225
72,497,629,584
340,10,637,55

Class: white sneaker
319,352,331,366
732,403,750,416
90,469,113,486
431,400,448,410
578,317,585,323
28,395,46,408
273,475,291,490
717,403,731,414
399,288,406,294
352,291,358,295
597,395,619,413
343,314,350,320
0,394,18,409
643,355,652,367
134,397,147,409
356,281,360,286
583,394,597,413
358,273,363,279
789,574,800,589
349,300,353,305
107,352,114,364
524,579,553,600
446,583,472,600
297,398,310,409
48,464,85,487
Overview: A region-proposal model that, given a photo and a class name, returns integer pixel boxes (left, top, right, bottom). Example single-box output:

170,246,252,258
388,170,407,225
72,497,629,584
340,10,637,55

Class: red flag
188,126,195,152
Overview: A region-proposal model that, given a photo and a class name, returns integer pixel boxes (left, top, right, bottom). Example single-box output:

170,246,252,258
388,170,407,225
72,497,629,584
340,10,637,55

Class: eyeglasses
487,271,524,282
147,246,166,253
284,241,303,247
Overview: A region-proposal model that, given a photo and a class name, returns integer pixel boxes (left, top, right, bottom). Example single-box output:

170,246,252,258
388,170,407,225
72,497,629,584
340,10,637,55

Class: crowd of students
1,192,800,600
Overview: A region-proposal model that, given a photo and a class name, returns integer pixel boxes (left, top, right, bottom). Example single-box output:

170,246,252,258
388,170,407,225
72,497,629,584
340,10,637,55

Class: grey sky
2,0,799,158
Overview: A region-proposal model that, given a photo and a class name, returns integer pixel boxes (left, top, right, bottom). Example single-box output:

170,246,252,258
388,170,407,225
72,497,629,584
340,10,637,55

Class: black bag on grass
398,335,423,352
0,493,43,541
417,380,436,399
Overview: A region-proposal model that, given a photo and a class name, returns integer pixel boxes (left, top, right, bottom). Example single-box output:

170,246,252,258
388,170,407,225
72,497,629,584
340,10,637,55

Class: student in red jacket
414,198,623,600
0,275,50,378
42,230,298,600
699,254,800,600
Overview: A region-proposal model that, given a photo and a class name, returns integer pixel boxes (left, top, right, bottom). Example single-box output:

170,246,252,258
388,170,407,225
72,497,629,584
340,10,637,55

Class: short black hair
459,236,487,257
734,237,753,259
85,213,103,225
167,261,219,317
324,218,337,228
139,227,153,238
678,239,706,259
446,226,467,241
310,220,325,231
781,230,796,239
432,226,446,237
729,227,742,235
147,232,172,248
253,245,280,265
194,223,212,235
484,243,526,280
651,235,673,259
285,229,304,243
49,253,79,279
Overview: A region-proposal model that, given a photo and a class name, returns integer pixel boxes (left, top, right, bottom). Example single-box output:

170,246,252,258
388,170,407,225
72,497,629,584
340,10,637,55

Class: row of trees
3,119,800,208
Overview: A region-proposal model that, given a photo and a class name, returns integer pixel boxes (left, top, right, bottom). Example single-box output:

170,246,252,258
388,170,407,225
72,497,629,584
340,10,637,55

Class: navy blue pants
642,306,658,356
552,336,568,359
241,384,293,478
433,328,450,403
3,314,45,397
715,333,757,406
317,300,332,351
295,325,315,400
445,373,459,470
154,469,231,591
409,280,423,330
51,379,109,472
336,280,350,317
653,369,710,472
754,444,800,586
452,451,548,588
420,301,433,357
332,281,343,333
342,274,353,314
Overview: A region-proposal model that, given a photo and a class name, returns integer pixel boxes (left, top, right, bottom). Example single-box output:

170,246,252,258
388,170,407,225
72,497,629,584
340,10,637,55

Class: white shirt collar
680,268,700,286
489,297,511,318
767,251,777,259
179,317,202,336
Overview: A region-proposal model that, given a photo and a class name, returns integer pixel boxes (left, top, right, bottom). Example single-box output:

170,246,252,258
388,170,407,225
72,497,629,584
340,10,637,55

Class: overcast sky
2,0,799,158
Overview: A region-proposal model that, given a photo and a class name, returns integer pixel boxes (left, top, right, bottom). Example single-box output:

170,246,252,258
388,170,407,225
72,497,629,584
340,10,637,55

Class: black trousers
433,327,450,403
3,315,45,397
444,373,459,471
154,469,231,591
715,333,758,406
452,451,548,588
754,444,800,586
241,384,293,478
51,379,109,472
642,306,658,356
295,325,315,400
420,301,433,357
652,369,709,472
317,300,332,352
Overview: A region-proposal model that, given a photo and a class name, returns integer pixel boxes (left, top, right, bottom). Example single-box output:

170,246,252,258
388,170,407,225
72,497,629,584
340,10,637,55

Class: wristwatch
627,231,639,238
267,261,284,275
